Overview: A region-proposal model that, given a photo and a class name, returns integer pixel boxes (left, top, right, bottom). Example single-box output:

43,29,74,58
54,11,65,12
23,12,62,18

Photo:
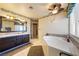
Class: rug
27,45,44,56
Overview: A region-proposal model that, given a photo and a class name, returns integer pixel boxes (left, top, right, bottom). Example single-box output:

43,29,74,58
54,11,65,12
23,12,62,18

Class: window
70,9,76,35
70,4,79,37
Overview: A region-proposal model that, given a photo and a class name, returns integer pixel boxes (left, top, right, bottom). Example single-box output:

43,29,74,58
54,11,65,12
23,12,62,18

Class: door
31,20,38,39
32,23,38,38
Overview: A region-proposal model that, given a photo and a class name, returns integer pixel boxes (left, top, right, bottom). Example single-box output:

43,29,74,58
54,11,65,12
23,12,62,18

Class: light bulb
10,16,14,19
6,15,10,19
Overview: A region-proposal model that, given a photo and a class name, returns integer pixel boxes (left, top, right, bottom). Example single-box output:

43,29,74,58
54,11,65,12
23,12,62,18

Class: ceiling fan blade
51,8,64,15
59,8,64,12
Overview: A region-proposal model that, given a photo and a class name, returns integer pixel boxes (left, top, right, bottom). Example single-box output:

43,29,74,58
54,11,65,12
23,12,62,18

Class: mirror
0,16,27,32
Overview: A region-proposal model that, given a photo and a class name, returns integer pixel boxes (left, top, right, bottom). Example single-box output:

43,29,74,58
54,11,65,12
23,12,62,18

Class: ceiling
0,3,68,19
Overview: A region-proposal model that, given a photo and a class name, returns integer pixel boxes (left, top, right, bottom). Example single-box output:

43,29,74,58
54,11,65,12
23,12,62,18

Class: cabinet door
0,17,2,31
0,37,16,52
16,35,23,45
22,34,29,43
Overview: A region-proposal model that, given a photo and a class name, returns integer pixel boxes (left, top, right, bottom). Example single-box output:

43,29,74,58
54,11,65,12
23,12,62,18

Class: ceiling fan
48,3,64,14
38,3,67,19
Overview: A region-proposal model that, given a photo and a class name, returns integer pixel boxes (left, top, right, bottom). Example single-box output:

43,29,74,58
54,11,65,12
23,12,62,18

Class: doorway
31,20,38,39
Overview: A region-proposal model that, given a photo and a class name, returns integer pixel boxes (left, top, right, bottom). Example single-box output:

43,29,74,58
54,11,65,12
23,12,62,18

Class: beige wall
38,12,68,40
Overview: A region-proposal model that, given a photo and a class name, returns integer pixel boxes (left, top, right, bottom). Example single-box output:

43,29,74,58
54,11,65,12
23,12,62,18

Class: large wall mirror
0,16,27,32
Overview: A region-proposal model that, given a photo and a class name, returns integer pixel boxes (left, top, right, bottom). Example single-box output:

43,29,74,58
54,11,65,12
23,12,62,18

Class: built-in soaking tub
43,35,79,56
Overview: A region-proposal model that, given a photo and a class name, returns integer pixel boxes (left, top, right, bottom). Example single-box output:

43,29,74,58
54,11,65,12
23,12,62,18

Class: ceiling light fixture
10,16,14,19
6,15,10,19
5,15,15,20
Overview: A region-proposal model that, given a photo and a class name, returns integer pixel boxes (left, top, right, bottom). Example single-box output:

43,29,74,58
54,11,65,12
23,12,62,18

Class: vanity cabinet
16,35,23,45
22,35,29,43
0,36,16,52
0,16,2,31
0,34,29,52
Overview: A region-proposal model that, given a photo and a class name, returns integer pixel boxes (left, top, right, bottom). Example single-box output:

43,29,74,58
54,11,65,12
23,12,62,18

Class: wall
38,12,68,40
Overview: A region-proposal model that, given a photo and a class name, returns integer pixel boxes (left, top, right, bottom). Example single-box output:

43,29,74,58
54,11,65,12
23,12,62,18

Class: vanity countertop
44,35,79,56
0,32,29,38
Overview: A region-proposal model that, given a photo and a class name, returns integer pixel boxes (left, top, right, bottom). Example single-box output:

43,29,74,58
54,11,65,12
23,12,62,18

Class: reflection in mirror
0,16,27,32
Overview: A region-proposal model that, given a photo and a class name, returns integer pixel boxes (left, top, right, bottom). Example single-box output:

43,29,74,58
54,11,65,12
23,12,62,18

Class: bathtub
43,35,79,56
